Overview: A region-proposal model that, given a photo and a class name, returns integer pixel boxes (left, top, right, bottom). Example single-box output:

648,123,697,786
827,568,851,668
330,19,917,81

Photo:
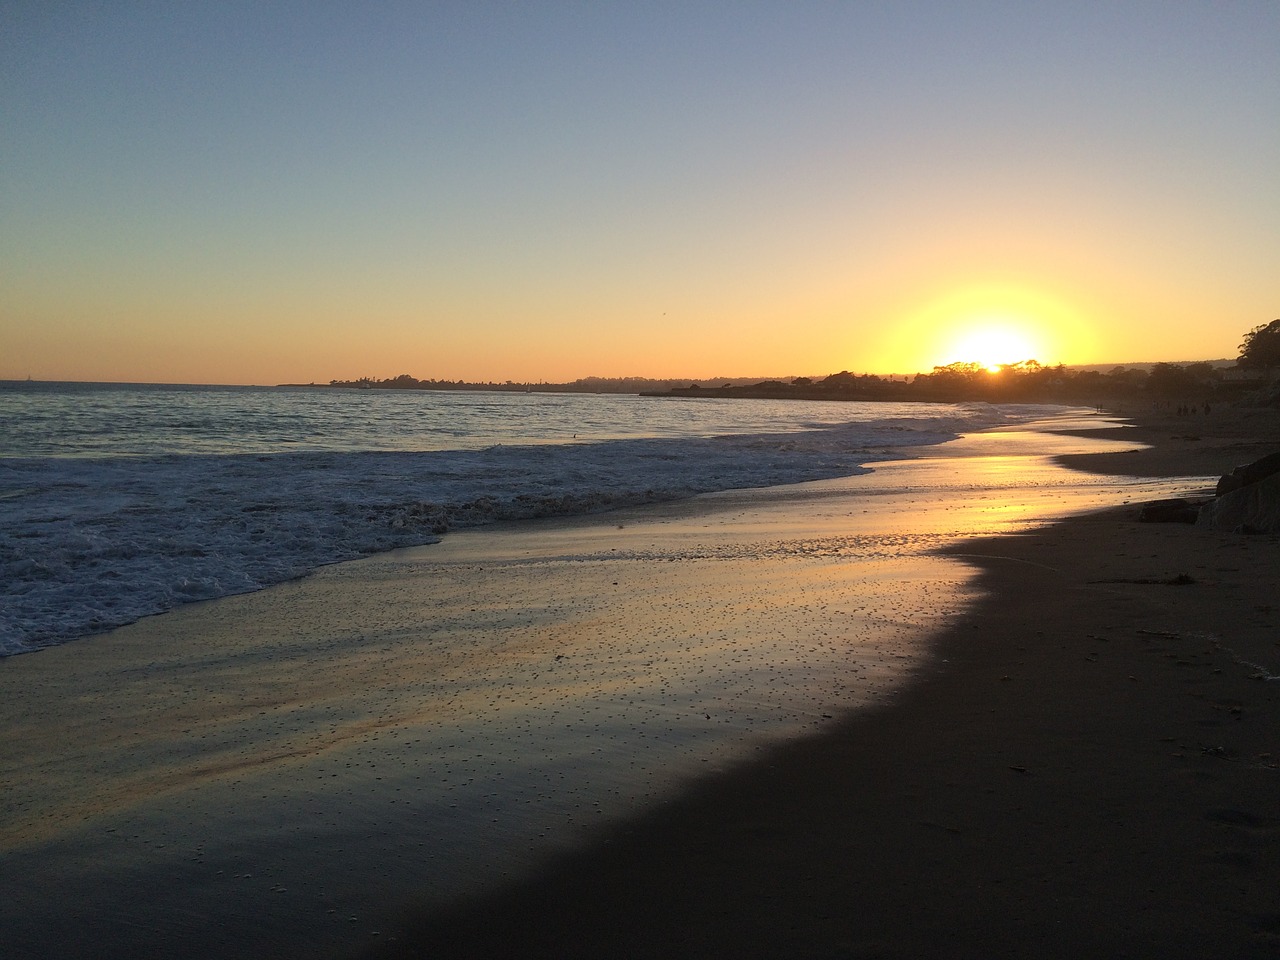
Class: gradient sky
3,2,1277,384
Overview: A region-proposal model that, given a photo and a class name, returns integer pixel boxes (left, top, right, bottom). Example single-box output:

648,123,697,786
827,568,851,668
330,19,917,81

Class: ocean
1,383,1217,956
0,381,1059,656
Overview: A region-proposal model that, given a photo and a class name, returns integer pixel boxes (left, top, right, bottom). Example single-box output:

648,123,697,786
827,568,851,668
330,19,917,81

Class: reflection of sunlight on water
0,416,1217,952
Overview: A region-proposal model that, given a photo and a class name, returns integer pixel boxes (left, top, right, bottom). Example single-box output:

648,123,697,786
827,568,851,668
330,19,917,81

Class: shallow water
0,416,1212,959
1,383,1054,655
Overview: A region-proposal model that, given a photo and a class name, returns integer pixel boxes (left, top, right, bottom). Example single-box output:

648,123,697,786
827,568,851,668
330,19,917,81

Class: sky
2,2,1277,385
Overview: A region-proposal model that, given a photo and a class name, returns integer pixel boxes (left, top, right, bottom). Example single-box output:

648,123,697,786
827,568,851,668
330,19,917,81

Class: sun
888,283,1092,373
947,322,1040,372
860,282,1097,376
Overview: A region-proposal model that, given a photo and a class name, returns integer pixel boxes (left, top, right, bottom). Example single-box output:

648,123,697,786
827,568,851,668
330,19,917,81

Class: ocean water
0,381,1055,656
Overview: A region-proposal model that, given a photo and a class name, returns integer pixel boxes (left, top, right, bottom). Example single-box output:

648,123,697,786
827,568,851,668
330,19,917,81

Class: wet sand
2,410,1274,958
371,407,1280,959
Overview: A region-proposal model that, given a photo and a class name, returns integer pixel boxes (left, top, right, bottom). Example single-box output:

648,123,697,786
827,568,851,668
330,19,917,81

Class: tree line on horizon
313,320,1280,404
313,373,796,394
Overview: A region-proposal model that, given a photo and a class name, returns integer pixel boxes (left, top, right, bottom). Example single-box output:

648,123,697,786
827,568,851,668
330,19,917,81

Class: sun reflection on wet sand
0,415,1212,957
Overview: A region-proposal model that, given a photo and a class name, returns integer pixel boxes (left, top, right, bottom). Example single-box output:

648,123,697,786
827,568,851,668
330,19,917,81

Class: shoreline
1054,403,1280,479
0,394,1045,659
370,407,1280,959
3,409,1275,958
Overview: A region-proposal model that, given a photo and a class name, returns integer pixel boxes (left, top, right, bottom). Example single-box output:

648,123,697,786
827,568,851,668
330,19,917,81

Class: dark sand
3,408,1276,960
372,407,1280,959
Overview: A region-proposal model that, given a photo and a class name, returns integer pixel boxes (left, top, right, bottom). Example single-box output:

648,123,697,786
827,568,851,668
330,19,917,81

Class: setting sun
864,282,1099,375
946,322,1041,372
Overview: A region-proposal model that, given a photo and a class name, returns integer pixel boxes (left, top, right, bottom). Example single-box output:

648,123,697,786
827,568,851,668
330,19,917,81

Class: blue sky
3,2,1277,382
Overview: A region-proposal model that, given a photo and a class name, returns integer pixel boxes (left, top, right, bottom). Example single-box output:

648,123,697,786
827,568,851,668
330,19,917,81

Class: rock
1137,498,1202,524
1215,450,1280,496
1198,470,1280,533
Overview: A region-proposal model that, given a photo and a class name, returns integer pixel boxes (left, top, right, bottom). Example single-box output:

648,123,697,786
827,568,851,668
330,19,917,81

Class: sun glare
949,323,1039,372
877,282,1094,374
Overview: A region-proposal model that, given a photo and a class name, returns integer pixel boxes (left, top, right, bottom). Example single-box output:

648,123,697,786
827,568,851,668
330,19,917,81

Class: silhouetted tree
385,374,421,388
929,361,986,384
1238,320,1280,371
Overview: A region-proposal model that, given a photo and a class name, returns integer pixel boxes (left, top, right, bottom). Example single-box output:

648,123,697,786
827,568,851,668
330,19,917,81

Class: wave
0,407,1051,655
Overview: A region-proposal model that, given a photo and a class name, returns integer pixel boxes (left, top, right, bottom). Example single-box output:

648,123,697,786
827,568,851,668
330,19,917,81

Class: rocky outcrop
1199,453,1280,533
1215,450,1280,496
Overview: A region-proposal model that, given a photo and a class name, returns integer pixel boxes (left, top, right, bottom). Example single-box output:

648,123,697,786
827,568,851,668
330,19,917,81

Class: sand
2,408,1276,958
372,406,1280,960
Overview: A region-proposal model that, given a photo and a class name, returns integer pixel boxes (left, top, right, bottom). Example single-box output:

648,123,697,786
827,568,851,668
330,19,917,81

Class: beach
3,409,1277,958
376,408,1280,959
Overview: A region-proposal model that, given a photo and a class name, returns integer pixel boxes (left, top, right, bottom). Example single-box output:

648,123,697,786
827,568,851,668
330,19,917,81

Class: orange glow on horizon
944,323,1040,372
863,283,1097,374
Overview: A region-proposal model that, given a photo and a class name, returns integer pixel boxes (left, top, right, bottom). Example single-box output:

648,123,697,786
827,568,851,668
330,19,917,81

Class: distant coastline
293,359,1268,406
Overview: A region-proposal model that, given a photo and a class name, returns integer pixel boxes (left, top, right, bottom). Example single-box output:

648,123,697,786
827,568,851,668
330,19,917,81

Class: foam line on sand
0,412,1251,959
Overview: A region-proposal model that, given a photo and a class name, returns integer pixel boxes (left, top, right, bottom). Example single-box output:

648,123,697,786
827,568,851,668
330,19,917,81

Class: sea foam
0,391,1051,655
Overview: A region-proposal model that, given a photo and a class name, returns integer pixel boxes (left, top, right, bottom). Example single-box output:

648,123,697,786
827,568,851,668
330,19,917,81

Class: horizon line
1,357,1238,390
